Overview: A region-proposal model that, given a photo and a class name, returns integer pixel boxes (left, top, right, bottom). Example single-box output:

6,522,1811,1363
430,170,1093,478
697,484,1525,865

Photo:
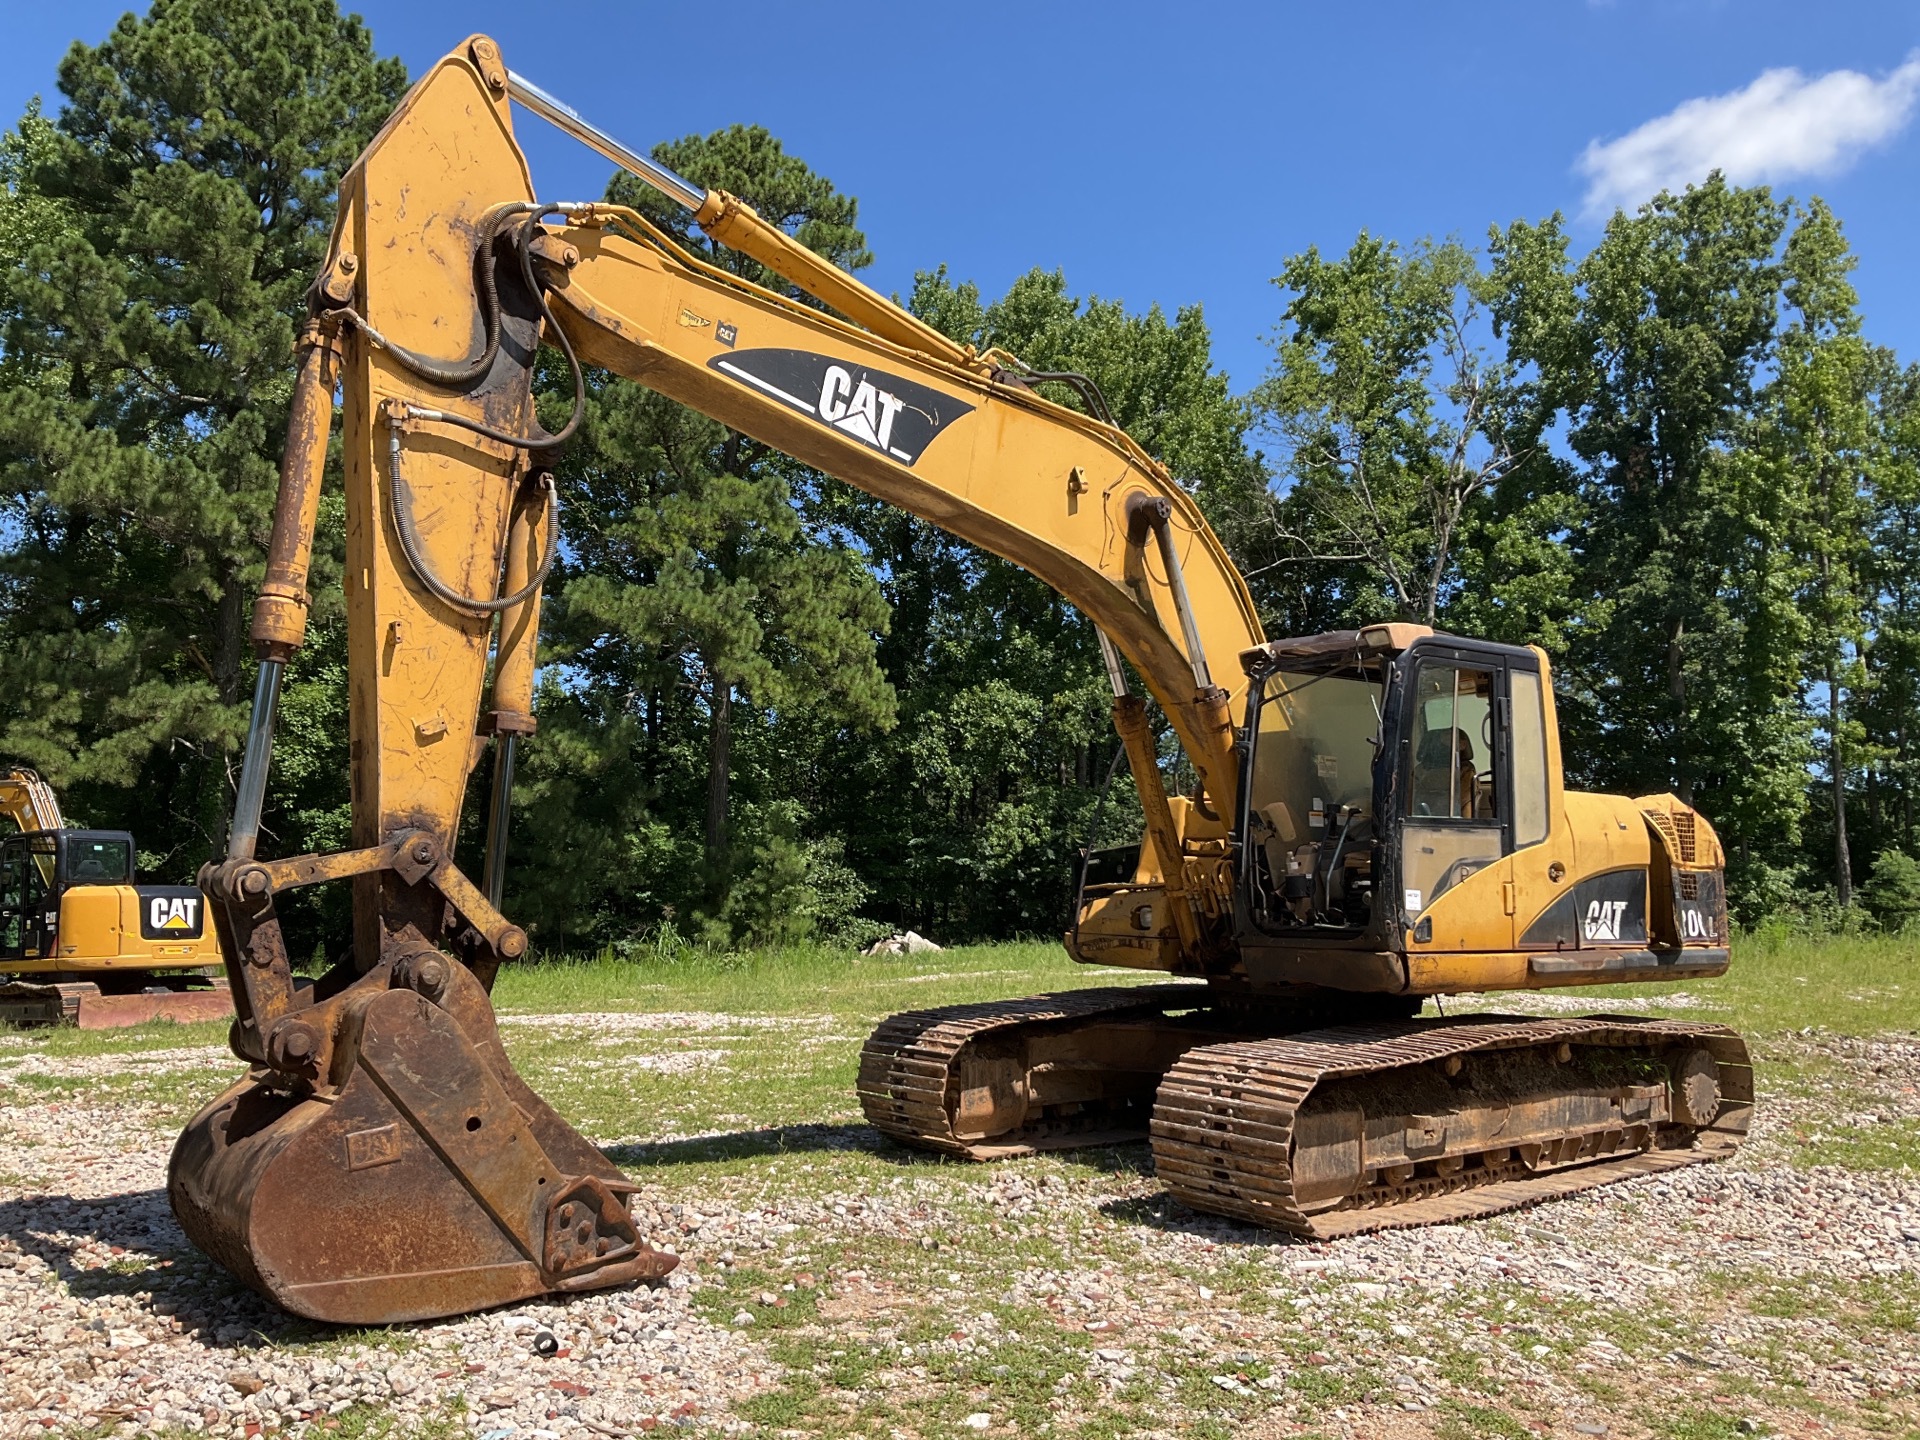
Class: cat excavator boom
169,37,1750,1324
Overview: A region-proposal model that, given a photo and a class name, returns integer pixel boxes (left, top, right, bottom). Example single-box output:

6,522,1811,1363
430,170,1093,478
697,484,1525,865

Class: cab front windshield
1247,665,1385,928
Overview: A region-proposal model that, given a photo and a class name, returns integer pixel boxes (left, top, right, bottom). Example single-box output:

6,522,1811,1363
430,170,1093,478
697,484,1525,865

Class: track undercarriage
858,985,1752,1237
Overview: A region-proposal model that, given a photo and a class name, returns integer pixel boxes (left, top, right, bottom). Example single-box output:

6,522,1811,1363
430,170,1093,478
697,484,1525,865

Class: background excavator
0,767,229,1027
167,36,1751,1325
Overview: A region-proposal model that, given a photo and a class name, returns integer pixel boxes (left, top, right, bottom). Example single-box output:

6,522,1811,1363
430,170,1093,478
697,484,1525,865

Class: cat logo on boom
818,365,907,453
707,348,974,467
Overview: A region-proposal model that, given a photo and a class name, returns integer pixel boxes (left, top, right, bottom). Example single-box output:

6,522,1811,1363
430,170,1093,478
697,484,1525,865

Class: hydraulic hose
388,460,560,617
353,203,583,616
344,205,588,454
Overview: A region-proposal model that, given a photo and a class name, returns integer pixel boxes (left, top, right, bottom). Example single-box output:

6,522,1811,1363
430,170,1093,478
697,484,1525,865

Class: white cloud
1577,52,1920,217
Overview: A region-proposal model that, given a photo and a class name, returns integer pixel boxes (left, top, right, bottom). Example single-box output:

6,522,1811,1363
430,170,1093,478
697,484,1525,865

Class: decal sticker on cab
138,888,205,940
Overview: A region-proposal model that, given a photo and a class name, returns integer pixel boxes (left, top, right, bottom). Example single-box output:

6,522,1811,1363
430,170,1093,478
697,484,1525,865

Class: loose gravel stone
1,1021,1915,1438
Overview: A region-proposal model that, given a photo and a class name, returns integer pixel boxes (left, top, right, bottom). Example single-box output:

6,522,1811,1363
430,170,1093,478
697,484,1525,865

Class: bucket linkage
169,831,676,1325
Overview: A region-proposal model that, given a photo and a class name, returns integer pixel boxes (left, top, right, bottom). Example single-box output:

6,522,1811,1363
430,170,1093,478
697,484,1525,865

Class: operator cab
0,829,135,961
1238,625,1552,946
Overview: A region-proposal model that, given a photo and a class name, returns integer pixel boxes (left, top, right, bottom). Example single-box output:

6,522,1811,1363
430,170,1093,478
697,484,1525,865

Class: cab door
0,834,59,961
1391,642,1558,957
0,838,27,961
1397,648,1510,940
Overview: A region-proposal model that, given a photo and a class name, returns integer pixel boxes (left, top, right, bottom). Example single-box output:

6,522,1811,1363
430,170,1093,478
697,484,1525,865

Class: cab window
1510,669,1550,849
1407,664,1497,821
65,836,131,885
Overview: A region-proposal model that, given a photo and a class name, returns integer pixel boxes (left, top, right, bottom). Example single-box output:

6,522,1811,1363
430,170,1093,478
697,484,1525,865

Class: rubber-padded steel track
857,984,1213,1158
1151,1014,1752,1238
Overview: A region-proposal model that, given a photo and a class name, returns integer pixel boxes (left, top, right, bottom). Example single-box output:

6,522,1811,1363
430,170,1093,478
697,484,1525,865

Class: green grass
0,1012,232,1120
491,938,1126,1017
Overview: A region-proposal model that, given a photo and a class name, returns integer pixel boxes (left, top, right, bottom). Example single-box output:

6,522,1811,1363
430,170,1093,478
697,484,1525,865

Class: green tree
1860,360,1920,856
1860,847,1920,931
526,127,895,943
819,266,1259,938
1248,235,1535,633
0,0,403,872
1769,200,1879,906
1493,178,1809,909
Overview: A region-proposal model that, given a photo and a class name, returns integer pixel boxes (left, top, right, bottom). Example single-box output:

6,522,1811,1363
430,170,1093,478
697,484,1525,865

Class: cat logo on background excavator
138,890,205,939
150,895,200,932
708,348,974,467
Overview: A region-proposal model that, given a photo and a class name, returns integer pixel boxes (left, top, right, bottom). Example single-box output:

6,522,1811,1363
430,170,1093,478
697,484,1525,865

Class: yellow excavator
0,767,230,1027
167,37,1750,1324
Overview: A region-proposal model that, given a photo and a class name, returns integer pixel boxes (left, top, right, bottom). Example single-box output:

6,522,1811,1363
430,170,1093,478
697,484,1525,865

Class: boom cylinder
251,322,343,662
1109,693,1204,956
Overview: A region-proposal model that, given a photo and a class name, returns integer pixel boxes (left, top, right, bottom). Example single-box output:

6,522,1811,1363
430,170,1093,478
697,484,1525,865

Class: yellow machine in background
165,37,1749,1325
0,767,229,1027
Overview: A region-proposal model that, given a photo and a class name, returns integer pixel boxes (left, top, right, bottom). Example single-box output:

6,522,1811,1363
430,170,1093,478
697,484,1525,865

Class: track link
1151,1014,1752,1238
861,991,1752,1237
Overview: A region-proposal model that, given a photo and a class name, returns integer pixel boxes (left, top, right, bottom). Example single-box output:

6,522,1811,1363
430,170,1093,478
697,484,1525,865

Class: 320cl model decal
708,348,975,467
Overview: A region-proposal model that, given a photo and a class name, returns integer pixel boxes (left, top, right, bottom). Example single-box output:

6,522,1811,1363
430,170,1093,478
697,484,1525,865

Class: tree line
2,0,1915,958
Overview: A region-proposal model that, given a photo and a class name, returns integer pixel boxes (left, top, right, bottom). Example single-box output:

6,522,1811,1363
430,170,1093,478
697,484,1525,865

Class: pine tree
0,0,404,869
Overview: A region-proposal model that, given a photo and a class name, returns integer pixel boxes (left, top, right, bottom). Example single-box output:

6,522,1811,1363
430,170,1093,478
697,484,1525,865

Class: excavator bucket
170,955,676,1325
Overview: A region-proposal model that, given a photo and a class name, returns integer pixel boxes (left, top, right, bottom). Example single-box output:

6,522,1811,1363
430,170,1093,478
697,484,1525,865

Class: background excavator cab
0,830,135,960
0,765,227,1025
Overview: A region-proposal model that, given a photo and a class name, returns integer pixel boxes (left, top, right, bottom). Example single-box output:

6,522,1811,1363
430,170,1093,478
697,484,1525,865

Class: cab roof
1238,624,1436,676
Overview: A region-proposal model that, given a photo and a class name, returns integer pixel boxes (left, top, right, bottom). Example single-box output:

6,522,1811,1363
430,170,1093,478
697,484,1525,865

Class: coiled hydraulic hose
342,204,585,615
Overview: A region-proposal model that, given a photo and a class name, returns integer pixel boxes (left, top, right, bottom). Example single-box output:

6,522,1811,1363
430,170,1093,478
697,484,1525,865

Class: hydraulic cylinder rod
506,71,705,210
228,660,282,863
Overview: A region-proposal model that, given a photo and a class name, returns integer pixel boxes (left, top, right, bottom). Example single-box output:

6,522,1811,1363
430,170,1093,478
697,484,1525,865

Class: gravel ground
0,1022,1915,1440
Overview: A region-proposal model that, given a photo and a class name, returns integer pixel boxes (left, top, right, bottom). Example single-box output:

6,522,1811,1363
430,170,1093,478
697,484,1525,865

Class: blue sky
4,1,1918,392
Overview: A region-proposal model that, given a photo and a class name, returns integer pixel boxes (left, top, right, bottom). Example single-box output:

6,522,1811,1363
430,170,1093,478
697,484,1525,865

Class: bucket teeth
167,959,675,1325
